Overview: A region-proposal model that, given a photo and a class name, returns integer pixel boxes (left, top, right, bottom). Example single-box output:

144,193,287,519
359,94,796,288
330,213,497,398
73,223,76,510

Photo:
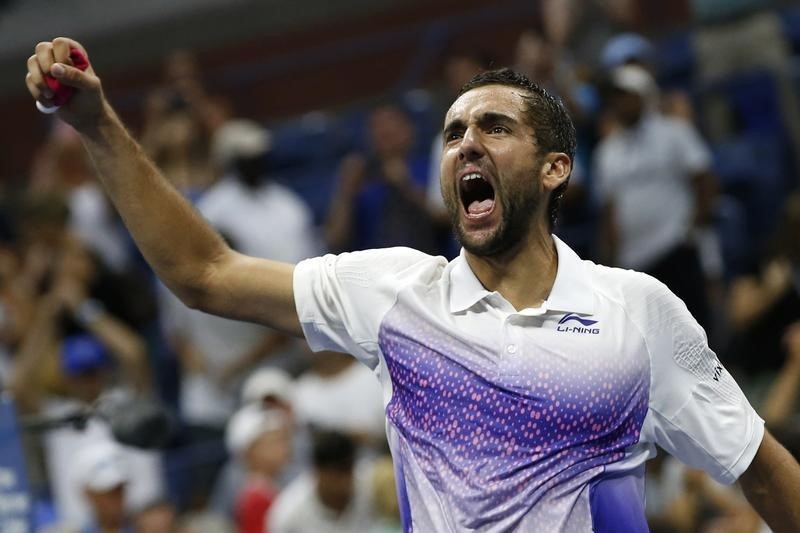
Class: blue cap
61,334,110,376
601,33,654,71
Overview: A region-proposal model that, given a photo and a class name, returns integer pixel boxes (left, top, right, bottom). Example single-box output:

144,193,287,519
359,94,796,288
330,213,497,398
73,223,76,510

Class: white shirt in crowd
292,237,763,532
594,113,713,270
292,359,386,442
42,397,164,530
160,177,320,426
268,462,376,533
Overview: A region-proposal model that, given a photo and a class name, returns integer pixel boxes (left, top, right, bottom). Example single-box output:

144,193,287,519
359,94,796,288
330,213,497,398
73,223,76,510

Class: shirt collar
448,235,595,315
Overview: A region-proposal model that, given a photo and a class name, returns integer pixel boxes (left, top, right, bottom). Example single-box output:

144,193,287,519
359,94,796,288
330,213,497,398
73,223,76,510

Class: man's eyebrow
443,118,466,136
476,112,517,127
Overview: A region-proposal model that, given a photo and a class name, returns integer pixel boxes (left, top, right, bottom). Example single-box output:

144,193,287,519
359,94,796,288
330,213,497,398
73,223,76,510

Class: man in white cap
226,405,292,533
75,440,130,533
594,64,718,332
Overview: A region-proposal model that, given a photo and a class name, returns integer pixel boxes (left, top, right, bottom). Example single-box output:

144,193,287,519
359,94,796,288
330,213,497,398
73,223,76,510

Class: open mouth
459,172,495,217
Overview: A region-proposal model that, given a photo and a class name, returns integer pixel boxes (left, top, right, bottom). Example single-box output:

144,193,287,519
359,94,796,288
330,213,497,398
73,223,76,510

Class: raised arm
25,38,301,335
738,430,800,532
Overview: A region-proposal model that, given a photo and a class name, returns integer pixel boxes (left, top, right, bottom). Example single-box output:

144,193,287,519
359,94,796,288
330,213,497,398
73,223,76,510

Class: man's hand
25,37,105,131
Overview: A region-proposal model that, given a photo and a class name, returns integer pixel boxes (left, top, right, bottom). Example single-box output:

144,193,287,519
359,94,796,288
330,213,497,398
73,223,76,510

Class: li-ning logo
556,313,600,334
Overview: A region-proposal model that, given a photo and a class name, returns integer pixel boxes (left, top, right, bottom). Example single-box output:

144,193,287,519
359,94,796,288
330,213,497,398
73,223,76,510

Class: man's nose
458,127,484,161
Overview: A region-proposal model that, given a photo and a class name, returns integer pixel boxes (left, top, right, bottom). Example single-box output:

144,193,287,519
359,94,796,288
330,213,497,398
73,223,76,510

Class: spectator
74,440,131,533
600,32,695,123
158,119,318,509
727,193,800,375
268,430,377,533
691,0,800,171
761,322,800,430
28,122,132,274
209,368,306,517
6,233,162,530
140,89,214,200
292,351,386,448
594,64,718,332
325,104,442,255
226,405,292,533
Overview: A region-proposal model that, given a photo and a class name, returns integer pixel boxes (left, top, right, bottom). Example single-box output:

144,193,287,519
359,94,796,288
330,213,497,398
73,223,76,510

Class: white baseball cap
240,367,294,406
610,64,657,98
75,440,129,492
225,405,288,456
211,119,272,169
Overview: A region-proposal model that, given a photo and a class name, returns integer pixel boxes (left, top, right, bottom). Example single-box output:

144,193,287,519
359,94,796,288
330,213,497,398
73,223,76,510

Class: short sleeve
293,247,439,370
667,119,713,176
631,275,764,484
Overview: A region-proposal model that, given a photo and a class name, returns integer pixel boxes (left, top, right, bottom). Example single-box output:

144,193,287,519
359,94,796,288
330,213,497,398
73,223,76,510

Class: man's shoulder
322,247,447,284
589,262,673,312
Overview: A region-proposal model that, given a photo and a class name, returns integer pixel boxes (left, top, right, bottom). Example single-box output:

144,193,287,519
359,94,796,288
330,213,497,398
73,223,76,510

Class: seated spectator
268,430,377,533
226,405,292,533
325,104,442,255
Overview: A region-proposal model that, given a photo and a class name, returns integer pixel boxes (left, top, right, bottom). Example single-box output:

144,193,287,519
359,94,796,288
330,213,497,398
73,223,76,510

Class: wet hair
458,68,576,230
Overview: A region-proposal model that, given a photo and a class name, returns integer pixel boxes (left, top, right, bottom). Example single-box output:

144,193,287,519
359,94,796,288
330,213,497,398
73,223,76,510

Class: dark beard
449,184,541,257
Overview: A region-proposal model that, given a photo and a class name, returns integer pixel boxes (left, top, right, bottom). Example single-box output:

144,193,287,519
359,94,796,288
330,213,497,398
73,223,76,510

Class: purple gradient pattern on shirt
379,302,649,530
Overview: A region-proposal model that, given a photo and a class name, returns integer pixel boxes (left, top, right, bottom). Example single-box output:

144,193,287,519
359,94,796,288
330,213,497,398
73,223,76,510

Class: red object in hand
45,48,89,106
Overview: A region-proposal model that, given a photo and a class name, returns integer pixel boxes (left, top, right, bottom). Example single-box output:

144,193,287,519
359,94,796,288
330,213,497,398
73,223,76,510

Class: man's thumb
51,62,95,90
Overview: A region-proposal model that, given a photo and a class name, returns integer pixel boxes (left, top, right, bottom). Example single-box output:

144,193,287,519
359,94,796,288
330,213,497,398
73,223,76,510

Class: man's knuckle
34,41,51,52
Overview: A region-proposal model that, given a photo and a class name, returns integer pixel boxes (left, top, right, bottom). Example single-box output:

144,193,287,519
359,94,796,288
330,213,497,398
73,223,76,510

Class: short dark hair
458,68,576,229
311,429,356,470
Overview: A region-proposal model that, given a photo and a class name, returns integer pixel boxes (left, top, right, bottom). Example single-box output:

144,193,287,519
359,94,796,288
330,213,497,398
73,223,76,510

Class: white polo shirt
293,237,763,532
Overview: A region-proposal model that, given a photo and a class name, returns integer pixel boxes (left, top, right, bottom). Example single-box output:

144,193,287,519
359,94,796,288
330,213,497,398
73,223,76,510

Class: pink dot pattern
379,303,649,530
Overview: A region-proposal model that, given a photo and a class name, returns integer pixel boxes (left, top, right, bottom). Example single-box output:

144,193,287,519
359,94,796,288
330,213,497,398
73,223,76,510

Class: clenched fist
25,37,106,130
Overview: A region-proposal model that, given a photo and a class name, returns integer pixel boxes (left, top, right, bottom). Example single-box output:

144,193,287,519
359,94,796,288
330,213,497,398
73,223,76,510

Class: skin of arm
728,259,792,332
6,296,62,412
760,323,800,428
738,430,800,532
25,38,301,336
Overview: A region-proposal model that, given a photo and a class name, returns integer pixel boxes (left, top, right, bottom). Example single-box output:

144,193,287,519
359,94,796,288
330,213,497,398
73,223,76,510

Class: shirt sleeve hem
725,415,765,483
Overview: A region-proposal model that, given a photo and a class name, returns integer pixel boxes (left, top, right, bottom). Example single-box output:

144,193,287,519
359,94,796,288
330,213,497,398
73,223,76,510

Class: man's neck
465,227,559,311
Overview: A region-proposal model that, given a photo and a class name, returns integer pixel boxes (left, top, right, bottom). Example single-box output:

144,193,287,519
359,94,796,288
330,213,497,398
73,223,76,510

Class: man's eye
490,126,507,134
446,131,463,141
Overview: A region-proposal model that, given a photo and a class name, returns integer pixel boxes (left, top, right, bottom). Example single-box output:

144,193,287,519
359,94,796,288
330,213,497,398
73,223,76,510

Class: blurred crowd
1,1,800,532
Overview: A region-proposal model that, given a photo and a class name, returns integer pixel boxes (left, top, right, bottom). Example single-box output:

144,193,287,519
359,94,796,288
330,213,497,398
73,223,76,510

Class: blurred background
0,0,799,531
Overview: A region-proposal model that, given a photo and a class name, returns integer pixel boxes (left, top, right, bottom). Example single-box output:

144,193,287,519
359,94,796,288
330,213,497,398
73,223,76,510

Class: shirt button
506,344,517,354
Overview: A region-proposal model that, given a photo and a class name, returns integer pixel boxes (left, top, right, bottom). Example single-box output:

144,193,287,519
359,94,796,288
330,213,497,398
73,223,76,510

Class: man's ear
541,153,571,192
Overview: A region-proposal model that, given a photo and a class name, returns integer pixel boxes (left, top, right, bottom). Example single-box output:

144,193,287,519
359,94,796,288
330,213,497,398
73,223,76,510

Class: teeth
461,172,485,181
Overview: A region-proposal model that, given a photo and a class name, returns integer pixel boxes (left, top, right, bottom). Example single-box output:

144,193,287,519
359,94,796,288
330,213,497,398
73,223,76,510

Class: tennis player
26,38,800,532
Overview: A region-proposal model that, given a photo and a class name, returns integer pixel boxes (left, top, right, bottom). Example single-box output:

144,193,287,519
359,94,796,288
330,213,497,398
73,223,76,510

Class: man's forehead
445,85,528,123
